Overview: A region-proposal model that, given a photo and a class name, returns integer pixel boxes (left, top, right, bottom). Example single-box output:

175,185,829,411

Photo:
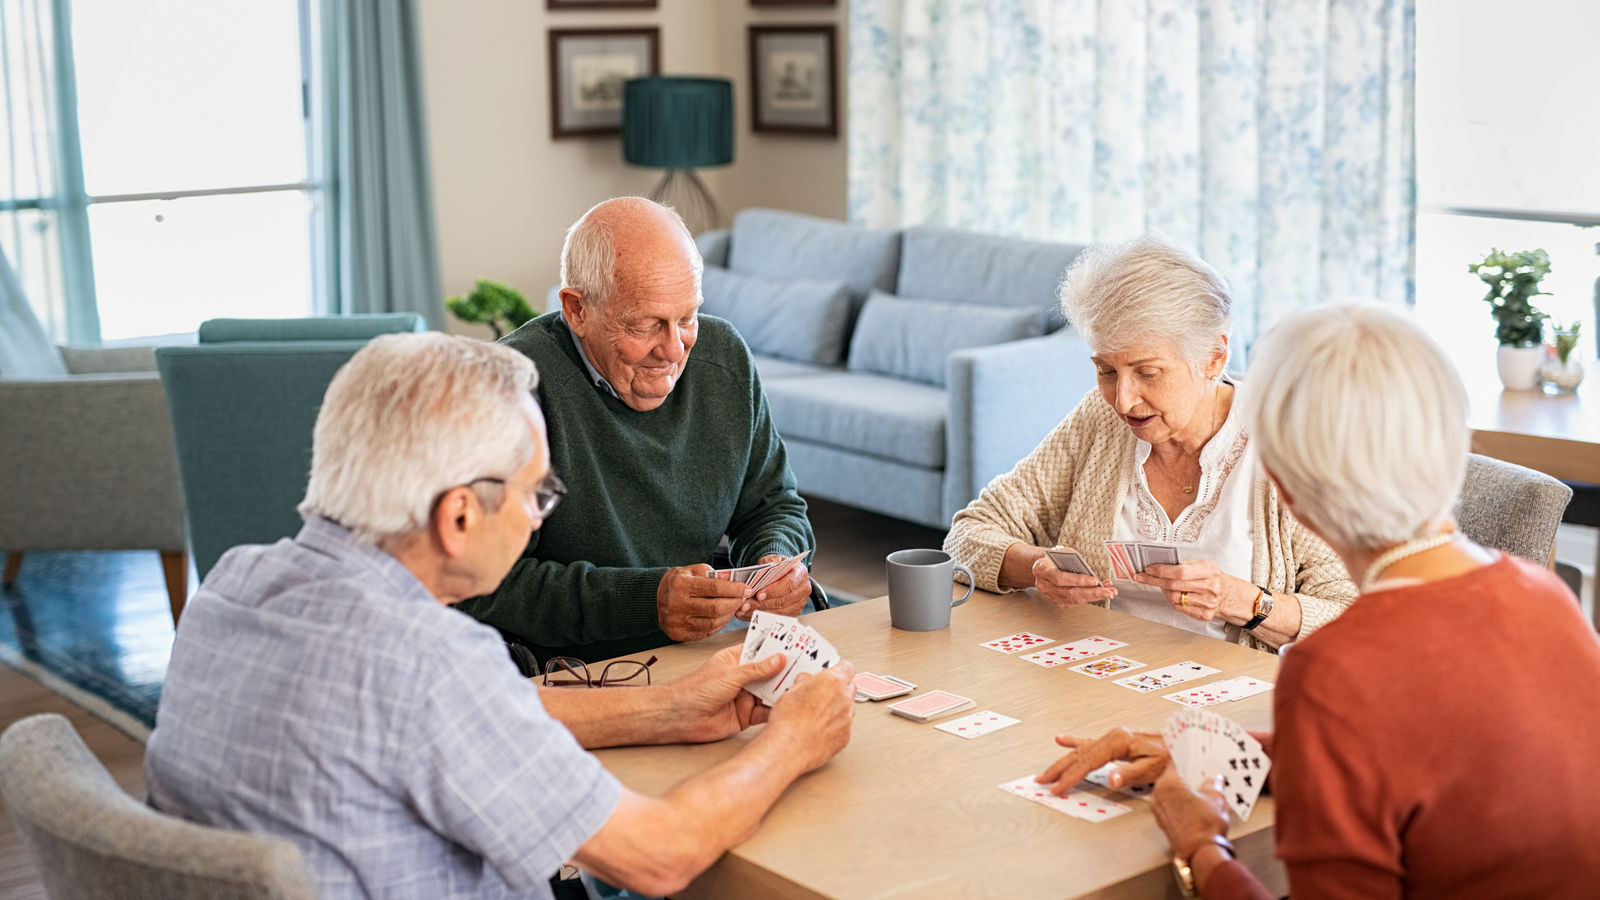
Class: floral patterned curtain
848,0,1416,351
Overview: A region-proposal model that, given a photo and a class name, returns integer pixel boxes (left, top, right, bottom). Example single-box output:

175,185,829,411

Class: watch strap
1243,586,1273,631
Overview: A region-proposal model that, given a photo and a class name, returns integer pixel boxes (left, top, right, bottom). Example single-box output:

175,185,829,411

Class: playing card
935,709,1020,739
1101,541,1131,579
1045,548,1095,576
1163,676,1274,708
888,690,975,722
1052,635,1129,659
1138,542,1181,568
1067,655,1146,679
998,776,1133,823
980,631,1053,654
1113,660,1221,693
1082,762,1154,798
1019,646,1078,668
741,612,841,705
853,672,915,702
1160,708,1271,822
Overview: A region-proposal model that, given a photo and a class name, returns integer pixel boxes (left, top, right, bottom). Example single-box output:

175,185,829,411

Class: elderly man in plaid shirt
144,332,855,899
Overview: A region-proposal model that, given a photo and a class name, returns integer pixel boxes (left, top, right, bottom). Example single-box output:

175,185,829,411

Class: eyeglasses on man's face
471,471,566,520
541,655,657,688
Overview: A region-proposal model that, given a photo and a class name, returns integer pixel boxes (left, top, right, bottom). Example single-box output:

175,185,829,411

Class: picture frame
547,28,661,139
748,25,838,136
547,0,656,9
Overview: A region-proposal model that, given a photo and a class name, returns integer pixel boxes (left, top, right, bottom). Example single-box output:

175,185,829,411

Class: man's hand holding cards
739,611,842,705
715,551,813,620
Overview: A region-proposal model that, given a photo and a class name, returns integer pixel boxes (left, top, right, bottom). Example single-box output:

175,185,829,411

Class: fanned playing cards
1162,707,1271,822
714,550,812,597
738,610,840,705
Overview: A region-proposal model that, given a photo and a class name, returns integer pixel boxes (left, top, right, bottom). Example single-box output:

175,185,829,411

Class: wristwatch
1243,586,1274,631
1171,834,1236,897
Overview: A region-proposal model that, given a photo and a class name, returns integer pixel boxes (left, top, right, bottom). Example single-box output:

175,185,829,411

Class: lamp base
646,169,722,236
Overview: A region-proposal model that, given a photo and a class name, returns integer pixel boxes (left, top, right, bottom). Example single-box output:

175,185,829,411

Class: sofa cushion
897,225,1088,334
846,291,1039,387
752,354,834,381
700,267,853,366
728,208,900,303
0,252,67,377
198,314,427,343
764,371,946,469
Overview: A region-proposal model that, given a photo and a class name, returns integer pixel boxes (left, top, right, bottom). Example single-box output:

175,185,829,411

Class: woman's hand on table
1034,727,1168,796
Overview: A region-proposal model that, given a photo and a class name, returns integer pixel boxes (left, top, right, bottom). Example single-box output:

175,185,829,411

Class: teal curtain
849,0,1417,355
0,0,99,344
320,0,443,329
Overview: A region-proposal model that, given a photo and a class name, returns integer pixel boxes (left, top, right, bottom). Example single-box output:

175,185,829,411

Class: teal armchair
156,315,427,582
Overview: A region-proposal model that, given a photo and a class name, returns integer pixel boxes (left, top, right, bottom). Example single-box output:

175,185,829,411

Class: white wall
417,1,849,337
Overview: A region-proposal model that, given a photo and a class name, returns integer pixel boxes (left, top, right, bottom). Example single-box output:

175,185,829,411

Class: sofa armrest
58,344,160,374
697,228,731,267
943,330,1097,522
0,373,185,550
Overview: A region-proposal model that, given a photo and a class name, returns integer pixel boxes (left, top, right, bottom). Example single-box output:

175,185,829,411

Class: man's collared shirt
569,330,619,398
145,516,620,899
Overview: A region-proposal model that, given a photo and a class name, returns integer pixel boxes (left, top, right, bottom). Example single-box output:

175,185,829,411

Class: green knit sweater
456,311,814,662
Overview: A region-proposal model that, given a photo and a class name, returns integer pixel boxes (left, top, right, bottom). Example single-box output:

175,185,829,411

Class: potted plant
446,279,536,339
1469,247,1551,390
1541,319,1584,393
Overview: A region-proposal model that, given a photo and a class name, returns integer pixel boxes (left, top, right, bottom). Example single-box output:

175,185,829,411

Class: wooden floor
0,496,944,895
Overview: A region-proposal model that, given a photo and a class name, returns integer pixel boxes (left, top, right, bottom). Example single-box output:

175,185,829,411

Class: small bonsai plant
446,278,536,339
1468,248,1551,346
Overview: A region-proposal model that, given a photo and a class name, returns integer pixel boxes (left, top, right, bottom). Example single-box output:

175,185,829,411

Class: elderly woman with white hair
944,236,1354,650
1033,304,1600,898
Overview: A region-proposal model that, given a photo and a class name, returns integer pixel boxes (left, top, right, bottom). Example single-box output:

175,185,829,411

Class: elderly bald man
458,197,815,664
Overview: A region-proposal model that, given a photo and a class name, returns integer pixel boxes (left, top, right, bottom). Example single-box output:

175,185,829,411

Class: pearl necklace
1361,533,1457,591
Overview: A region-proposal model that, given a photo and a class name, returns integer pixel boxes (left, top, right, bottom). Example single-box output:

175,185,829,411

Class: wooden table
1457,345,1600,484
593,589,1286,899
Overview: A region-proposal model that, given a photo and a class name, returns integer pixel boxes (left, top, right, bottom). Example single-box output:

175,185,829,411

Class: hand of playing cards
714,551,810,597
1102,540,1181,580
1162,707,1270,822
739,610,841,705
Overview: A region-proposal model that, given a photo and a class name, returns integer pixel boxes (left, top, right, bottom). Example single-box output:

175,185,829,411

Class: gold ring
1179,591,1189,607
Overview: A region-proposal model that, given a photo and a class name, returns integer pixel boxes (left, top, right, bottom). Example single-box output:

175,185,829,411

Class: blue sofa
695,209,1096,529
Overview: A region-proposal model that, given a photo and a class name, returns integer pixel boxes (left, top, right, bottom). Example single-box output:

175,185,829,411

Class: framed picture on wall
748,25,837,136
548,28,660,138
548,0,656,9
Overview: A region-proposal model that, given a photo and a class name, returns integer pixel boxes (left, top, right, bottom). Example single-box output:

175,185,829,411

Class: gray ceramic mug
886,549,975,631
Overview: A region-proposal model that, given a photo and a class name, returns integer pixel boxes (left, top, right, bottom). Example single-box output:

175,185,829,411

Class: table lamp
622,76,733,234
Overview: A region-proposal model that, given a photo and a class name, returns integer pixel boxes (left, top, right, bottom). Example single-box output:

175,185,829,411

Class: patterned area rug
0,550,172,742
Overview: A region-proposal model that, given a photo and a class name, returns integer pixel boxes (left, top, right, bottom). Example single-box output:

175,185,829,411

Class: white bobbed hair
1238,303,1469,553
560,196,702,309
298,332,541,544
1058,234,1233,375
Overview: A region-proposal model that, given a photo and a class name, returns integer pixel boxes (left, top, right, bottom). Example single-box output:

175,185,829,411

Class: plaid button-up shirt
146,516,620,899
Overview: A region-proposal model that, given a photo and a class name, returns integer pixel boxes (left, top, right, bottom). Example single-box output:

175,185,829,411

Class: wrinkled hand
1134,560,1230,623
1150,767,1232,860
766,661,856,774
1034,727,1169,796
1030,548,1115,609
736,556,811,620
657,565,748,641
670,645,787,743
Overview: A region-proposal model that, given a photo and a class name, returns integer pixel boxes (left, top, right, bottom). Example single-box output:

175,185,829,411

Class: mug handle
951,565,975,608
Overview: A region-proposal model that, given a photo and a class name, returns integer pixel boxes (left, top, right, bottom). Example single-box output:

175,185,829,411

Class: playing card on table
1113,660,1221,693
1082,762,1154,798
1054,635,1129,660
998,776,1133,823
1045,548,1095,576
888,690,974,722
935,710,1020,740
980,631,1053,654
1068,655,1146,679
853,672,915,702
1163,676,1274,708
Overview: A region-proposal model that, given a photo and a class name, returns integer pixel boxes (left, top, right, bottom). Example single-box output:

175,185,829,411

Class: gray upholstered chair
0,713,318,899
0,251,188,622
1454,453,1572,565
156,314,428,581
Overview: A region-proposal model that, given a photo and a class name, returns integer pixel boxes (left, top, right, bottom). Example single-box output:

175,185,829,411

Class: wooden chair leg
160,551,189,625
3,551,21,587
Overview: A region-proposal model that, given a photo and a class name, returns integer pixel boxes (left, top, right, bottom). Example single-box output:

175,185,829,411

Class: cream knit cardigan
943,389,1357,650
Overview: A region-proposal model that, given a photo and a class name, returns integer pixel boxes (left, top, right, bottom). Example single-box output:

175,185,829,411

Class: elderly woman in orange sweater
944,235,1353,650
1039,303,1600,898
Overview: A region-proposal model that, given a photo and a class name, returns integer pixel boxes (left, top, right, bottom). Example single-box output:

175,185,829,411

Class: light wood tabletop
1455,343,1600,484
592,588,1287,899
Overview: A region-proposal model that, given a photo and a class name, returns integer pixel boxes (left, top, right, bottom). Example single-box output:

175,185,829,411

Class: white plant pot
1496,344,1544,390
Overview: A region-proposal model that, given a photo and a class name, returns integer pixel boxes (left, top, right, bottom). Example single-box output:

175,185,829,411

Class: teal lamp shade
623,77,734,169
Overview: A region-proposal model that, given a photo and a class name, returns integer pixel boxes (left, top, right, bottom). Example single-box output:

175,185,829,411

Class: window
1,0,319,342
1415,0,1600,352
